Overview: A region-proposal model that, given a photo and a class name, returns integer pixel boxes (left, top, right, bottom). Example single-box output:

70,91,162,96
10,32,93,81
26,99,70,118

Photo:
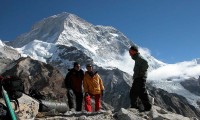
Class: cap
73,62,80,67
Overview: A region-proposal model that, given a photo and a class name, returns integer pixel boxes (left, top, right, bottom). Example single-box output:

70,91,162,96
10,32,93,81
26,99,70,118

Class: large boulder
0,93,39,120
1,57,67,101
15,94,40,119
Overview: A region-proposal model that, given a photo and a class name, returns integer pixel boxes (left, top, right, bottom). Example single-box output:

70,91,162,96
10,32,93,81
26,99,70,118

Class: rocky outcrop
180,77,200,96
0,57,13,74
96,67,132,111
148,84,200,118
1,57,67,101
114,106,193,120
15,94,40,119
47,45,93,75
0,93,39,120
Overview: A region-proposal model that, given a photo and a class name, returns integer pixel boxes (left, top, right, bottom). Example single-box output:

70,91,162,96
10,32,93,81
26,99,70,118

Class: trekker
83,64,104,112
129,45,152,112
64,62,84,111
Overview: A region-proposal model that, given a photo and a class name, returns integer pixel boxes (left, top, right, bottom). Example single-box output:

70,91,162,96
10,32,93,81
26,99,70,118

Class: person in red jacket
83,64,104,112
64,62,84,111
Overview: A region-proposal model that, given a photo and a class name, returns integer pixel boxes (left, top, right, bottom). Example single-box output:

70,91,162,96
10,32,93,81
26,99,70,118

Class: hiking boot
139,108,151,113
70,108,75,112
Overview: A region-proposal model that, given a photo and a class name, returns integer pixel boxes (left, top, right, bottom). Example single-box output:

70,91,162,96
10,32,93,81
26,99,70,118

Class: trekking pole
2,86,17,120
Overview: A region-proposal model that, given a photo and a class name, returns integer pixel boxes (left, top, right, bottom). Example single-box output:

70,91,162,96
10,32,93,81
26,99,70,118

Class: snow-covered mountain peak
7,12,90,47
8,12,165,73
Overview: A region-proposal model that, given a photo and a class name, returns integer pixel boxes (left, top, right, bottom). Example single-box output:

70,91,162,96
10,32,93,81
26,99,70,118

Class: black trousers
129,78,152,110
67,89,83,111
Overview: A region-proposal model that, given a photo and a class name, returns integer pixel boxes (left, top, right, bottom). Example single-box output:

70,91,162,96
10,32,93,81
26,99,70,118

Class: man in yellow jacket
83,64,104,112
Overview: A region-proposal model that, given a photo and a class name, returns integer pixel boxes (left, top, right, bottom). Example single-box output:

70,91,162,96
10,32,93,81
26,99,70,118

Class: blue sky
0,0,200,63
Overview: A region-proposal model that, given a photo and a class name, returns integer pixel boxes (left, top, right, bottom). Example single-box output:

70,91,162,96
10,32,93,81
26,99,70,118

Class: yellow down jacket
83,71,104,95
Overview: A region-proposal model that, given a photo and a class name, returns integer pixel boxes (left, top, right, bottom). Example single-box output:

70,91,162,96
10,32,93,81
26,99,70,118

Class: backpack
0,102,12,120
29,88,46,100
1,76,24,100
0,76,22,119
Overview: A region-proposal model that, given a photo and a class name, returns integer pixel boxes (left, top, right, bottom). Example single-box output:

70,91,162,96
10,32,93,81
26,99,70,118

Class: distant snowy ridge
149,60,200,107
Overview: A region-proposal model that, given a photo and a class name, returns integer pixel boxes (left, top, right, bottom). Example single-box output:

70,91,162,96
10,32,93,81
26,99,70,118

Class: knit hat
129,45,138,52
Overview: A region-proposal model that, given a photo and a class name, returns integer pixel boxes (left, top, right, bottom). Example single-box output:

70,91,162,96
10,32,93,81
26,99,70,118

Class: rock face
47,45,93,75
96,67,132,111
0,40,21,74
0,57,13,74
1,57,67,101
180,77,200,96
148,84,200,118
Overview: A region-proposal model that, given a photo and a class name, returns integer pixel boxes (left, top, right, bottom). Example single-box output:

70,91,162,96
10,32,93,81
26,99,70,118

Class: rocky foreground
1,94,198,120
35,106,196,120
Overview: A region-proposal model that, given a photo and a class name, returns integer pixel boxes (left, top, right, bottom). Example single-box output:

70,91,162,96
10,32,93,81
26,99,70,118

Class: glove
85,92,89,97
67,89,74,95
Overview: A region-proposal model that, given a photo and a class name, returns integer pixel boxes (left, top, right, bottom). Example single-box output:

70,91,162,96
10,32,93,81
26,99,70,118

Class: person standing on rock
129,45,152,112
64,62,84,111
83,64,104,112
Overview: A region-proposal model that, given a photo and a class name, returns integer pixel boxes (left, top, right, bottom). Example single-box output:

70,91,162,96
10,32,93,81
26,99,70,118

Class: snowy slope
16,40,56,63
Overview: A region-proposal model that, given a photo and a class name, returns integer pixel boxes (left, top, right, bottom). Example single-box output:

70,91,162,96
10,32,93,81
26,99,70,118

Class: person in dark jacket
129,45,152,112
64,62,84,111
